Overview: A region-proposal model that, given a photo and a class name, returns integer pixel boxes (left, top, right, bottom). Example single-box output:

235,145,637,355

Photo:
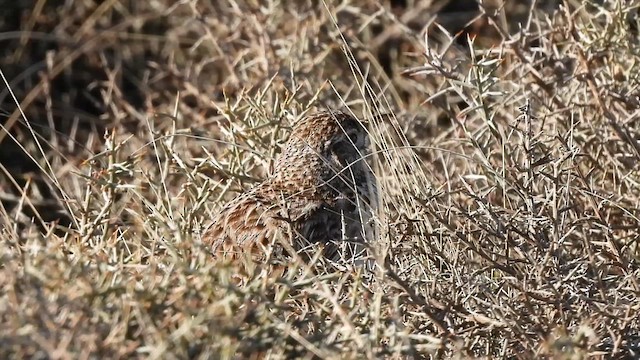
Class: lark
202,110,377,272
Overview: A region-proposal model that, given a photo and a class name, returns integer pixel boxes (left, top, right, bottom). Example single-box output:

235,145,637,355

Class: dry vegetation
1,0,640,358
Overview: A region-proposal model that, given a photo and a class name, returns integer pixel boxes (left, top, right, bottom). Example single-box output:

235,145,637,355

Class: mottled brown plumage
202,110,377,271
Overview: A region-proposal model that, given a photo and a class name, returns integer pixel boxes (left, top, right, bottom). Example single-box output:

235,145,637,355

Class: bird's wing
204,189,332,253
202,191,280,259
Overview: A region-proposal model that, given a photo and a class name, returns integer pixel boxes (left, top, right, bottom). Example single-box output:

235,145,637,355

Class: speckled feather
202,110,377,267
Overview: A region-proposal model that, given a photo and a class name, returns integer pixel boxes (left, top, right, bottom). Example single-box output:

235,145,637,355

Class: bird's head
271,111,375,202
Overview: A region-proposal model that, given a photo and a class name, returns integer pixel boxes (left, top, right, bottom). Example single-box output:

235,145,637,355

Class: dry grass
1,0,640,358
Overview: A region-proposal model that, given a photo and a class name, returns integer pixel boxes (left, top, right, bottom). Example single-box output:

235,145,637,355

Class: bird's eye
330,129,365,161
346,129,361,146
348,131,359,143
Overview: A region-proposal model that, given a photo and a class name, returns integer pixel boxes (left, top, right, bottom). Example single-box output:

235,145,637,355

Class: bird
201,110,378,275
